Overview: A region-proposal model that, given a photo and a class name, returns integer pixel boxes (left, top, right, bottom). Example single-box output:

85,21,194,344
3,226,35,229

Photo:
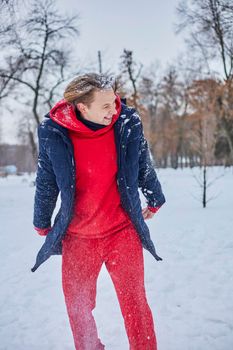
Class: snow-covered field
0,167,233,350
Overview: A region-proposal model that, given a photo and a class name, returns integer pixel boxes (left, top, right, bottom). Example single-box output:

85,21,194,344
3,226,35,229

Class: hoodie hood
50,94,122,138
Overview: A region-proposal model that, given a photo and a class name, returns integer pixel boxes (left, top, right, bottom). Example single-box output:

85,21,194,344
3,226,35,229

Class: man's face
77,89,117,125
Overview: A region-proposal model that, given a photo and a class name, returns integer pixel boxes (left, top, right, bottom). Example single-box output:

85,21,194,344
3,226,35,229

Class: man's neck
75,107,106,131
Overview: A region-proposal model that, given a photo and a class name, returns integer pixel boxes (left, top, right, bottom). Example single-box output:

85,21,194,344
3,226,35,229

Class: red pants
62,225,157,350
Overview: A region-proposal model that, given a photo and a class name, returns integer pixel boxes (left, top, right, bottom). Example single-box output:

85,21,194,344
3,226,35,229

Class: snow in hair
64,73,116,105
74,73,115,92
95,74,115,89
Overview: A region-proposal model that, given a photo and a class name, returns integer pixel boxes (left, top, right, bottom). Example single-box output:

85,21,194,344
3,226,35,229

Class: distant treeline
0,144,36,173
134,76,233,168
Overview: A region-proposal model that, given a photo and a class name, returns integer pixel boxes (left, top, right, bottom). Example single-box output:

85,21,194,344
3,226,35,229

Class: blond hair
63,73,116,107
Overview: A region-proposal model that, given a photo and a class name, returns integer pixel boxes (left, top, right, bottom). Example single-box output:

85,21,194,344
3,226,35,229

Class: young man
32,73,165,349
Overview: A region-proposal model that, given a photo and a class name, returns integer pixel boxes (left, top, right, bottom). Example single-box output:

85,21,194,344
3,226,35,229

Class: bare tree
176,0,233,165
0,0,80,162
119,49,143,109
139,64,161,145
176,0,233,81
155,67,186,168
0,0,16,11
187,79,221,206
214,80,233,164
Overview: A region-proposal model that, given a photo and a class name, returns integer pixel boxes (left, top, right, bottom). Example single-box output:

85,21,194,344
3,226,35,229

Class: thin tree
120,49,143,109
138,64,161,148
187,79,220,207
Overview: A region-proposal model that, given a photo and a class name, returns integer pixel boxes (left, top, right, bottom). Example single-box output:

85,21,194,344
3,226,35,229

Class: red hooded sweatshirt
50,94,133,238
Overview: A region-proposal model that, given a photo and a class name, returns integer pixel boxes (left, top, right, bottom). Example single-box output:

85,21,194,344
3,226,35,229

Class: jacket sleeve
33,126,60,229
138,122,166,208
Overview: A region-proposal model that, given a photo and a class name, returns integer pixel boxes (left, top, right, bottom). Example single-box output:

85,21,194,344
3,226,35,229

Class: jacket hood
49,94,122,137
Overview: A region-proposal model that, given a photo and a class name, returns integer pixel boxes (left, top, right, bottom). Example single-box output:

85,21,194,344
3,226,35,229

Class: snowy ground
0,167,233,350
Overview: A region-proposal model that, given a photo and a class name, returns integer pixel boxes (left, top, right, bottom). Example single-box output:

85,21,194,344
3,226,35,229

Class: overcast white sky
1,0,186,144
56,0,185,72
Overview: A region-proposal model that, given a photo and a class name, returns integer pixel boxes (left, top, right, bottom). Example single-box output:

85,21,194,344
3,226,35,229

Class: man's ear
77,102,86,114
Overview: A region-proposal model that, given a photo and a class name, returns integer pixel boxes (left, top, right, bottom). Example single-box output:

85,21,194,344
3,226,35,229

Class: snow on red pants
62,224,157,350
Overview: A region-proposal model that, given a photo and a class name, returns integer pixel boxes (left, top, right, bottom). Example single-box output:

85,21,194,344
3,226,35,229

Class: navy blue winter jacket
32,102,165,272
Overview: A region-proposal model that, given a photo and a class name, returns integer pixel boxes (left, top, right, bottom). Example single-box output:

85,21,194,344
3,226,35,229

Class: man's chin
103,117,112,123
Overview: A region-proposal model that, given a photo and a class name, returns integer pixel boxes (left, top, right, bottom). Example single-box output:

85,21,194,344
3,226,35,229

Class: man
32,73,165,349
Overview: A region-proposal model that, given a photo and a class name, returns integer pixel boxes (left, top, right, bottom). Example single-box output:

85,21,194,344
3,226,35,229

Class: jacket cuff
34,226,51,236
147,206,161,213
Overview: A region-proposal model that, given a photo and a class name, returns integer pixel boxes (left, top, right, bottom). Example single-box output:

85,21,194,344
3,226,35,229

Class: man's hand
142,206,160,220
